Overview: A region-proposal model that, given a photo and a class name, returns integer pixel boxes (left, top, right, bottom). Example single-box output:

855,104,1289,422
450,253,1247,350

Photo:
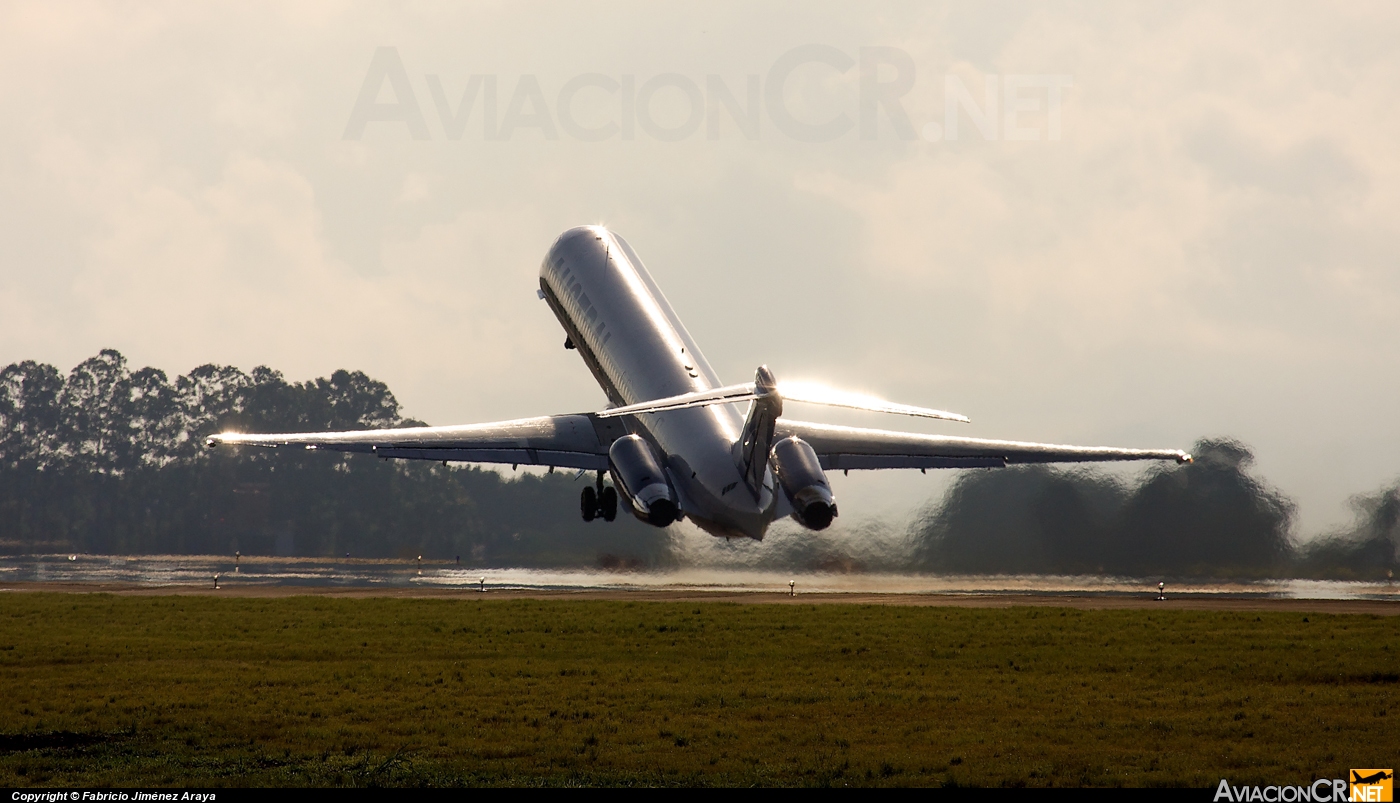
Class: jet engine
770,436,838,530
608,434,680,526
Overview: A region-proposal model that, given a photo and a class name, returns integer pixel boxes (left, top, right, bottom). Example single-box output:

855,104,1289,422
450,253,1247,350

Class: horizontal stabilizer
778,381,969,423
595,383,759,418
596,377,968,423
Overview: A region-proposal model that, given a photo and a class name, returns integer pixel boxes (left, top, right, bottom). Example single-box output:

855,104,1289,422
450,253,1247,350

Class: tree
0,361,65,468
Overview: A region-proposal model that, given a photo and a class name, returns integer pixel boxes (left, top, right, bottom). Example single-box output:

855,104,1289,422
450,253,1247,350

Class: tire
600,486,618,521
581,486,598,522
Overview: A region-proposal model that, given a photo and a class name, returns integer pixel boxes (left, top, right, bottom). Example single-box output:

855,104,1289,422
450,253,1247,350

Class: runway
3,554,1397,614
2,580,1397,615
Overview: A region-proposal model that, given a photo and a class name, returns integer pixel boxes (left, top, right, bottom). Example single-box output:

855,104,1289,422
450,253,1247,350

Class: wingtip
207,432,243,448
927,410,970,424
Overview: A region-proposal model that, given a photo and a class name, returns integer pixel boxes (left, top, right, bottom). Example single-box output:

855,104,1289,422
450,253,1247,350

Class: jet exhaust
771,436,838,531
608,434,680,527
910,438,1296,575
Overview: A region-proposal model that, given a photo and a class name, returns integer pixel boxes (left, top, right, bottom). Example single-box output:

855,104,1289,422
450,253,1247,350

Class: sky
2,2,1397,540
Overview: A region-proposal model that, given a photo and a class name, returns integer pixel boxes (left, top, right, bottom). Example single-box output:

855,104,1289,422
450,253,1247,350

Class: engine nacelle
770,436,838,530
608,434,680,526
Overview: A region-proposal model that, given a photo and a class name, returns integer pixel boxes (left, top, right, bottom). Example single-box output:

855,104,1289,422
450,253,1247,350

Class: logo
343,46,1073,145
1214,776,1391,802
1351,770,1393,802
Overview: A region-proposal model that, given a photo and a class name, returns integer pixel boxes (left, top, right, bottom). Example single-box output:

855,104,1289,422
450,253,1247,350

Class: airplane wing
207,413,626,470
775,419,1191,471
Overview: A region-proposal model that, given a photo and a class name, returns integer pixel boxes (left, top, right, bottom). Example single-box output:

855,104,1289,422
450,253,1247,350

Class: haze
2,2,1397,539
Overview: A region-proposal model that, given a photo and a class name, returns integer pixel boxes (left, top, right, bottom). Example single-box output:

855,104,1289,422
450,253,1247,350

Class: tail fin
737,366,782,499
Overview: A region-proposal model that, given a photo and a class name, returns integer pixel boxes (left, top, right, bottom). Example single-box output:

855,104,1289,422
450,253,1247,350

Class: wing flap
777,419,1191,470
823,454,1008,471
373,447,606,470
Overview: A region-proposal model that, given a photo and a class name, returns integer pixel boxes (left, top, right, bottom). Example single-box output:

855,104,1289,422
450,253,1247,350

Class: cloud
1,2,1399,537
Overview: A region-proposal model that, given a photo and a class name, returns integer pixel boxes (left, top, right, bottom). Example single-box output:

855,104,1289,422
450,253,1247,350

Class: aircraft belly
543,226,777,539
642,408,775,539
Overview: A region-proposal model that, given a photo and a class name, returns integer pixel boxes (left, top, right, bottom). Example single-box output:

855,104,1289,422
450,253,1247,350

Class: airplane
1353,771,1393,785
208,226,1192,541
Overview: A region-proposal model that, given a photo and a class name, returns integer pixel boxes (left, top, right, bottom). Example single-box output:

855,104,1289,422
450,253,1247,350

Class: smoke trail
1298,482,1400,579
908,438,1296,576
664,515,914,573
909,465,1127,574
1115,438,1295,575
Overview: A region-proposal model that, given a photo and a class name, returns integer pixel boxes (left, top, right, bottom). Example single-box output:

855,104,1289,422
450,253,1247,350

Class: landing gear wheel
581,486,598,522
600,486,618,521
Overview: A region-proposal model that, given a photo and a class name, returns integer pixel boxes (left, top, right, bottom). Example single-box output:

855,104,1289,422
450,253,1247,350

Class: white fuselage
538,226,779,539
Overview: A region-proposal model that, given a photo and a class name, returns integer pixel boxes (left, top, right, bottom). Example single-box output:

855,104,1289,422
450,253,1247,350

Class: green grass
0,594,1395,786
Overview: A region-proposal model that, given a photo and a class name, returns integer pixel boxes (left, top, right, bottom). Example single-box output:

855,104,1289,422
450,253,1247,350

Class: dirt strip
2,581,1397,615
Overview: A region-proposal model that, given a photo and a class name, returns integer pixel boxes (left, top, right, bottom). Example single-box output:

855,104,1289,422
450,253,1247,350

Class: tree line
0,350,669,566
907,439,1398,579
2,350,1395,577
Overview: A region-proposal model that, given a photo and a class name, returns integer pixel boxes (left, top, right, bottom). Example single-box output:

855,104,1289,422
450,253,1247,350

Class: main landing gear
581,471,617,522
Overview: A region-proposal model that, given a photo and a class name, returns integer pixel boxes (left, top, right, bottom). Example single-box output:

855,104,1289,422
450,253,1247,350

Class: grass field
0,593,1395,787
